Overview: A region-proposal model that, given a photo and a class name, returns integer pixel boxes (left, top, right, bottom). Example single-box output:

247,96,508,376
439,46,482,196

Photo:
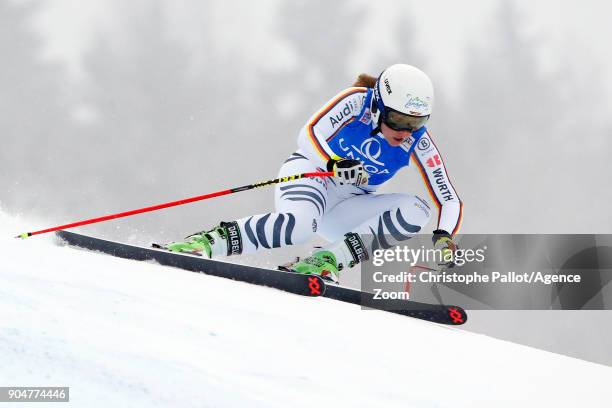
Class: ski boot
282,250,341,283
158,225,227,257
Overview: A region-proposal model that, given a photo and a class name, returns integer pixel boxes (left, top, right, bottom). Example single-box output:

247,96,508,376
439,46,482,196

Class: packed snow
1,211,611,407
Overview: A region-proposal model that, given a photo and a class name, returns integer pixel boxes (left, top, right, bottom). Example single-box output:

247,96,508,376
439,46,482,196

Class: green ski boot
288,250,340,283
163,226,226,257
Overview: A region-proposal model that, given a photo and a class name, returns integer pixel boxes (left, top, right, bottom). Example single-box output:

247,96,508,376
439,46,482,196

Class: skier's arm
297,87,367,168
411,131,463,236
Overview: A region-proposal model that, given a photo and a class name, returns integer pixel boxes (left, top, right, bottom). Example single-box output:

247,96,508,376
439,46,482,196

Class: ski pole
16,171,333,239
410,264,443,273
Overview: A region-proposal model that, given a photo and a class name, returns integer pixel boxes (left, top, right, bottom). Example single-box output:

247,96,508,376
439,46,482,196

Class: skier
163,64,463,282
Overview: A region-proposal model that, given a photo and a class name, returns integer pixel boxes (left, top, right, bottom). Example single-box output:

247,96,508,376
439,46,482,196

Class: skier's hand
433,229,458,269
328,158,368,186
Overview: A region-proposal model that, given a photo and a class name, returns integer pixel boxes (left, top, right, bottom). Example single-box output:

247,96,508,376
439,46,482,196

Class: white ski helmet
372,64,434,132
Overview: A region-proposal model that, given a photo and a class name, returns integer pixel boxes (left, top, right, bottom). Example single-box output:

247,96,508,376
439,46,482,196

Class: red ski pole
16,171,333,239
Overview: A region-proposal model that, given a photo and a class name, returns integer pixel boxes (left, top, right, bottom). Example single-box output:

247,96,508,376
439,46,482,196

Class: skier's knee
394,194,432,231
288,211,321,245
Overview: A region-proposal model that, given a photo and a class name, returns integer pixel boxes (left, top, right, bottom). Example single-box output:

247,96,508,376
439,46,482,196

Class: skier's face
381,122,412,146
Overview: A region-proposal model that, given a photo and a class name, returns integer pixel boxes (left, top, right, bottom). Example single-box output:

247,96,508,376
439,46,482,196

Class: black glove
327,158,368,186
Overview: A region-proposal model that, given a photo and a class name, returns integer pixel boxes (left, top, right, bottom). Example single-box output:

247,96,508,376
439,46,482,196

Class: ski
55,230,324,297
55,231,467,325
323,285,467,325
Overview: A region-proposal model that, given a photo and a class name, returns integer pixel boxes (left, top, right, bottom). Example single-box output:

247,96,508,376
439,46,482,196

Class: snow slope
1,211,611,407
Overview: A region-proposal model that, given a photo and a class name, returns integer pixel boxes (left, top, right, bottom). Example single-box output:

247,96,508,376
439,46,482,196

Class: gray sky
3,0,611,236
29,0,612,105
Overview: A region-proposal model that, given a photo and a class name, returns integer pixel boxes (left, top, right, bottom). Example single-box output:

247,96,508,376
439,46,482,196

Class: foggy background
2,0,612,365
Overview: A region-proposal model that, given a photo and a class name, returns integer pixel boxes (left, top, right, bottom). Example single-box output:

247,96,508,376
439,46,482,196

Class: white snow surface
1,211,611,408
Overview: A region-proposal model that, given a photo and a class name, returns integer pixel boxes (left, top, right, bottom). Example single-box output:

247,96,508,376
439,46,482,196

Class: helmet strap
370,123,381,136
370,87,383,136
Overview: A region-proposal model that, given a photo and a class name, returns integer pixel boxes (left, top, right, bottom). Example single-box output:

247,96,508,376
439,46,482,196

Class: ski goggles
382,109,429,132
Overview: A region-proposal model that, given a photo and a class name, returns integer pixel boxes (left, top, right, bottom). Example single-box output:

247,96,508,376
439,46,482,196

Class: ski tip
15,232,31,239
